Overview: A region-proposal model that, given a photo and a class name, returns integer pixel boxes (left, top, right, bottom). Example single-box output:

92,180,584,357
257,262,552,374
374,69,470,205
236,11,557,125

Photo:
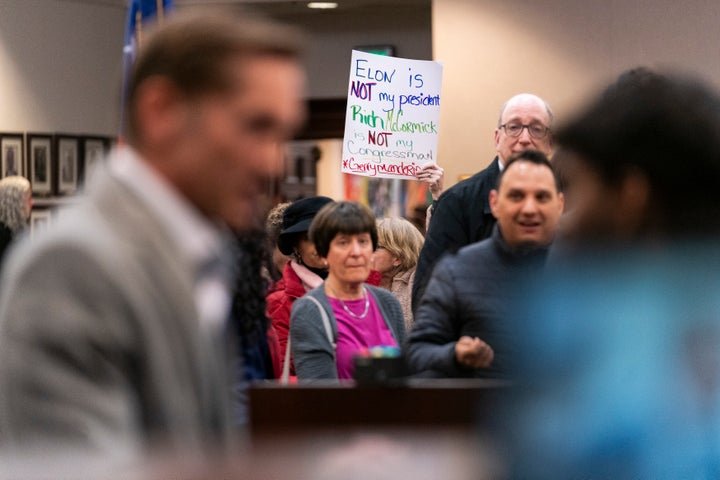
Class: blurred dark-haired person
508,72,720,478
556,69,720,245
406,150,563,378
412,93,554,314
228,228,277,427
290,202,405,381
0,9,305,459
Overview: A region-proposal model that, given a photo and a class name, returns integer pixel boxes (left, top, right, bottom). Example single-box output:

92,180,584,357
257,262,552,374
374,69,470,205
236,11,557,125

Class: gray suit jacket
0,164,234,456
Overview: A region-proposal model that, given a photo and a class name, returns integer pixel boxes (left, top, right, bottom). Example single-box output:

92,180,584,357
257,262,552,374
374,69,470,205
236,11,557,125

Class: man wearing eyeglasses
411,93,554,313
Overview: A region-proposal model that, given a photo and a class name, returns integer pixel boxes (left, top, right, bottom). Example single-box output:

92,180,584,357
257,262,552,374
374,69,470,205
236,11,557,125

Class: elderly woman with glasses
289,201,405,381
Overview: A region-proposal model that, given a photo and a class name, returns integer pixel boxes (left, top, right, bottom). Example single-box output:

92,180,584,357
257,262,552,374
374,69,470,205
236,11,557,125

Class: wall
278,5,432,99
6,1,719,196
0,1,431,205
0,0,125,135
0,1,430,144
251,3,434,202
433,0,720,188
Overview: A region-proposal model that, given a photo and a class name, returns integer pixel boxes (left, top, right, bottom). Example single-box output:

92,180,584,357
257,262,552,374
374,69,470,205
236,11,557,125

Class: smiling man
412,93,554,314
406,149,563,378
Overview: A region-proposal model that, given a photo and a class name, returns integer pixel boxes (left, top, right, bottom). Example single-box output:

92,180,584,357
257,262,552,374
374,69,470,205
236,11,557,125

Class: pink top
329,293,398,379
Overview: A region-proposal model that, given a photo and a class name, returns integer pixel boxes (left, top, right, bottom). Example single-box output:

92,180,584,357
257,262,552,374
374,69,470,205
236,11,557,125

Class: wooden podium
248,378,509,437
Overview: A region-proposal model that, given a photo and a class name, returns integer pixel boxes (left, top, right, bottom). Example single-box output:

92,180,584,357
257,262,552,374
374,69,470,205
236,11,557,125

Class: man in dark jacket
406,150,563,378
411,93,554,312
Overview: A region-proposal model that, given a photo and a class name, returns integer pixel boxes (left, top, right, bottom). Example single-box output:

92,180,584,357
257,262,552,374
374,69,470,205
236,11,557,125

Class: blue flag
119,0,174,141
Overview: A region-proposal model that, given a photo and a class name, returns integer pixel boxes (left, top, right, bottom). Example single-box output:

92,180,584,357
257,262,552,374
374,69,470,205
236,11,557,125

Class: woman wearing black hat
266,196,335,376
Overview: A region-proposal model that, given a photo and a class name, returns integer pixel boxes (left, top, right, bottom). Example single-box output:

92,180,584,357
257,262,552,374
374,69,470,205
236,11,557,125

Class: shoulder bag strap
306,295,336,349
281,295,336,385
281,335,292,385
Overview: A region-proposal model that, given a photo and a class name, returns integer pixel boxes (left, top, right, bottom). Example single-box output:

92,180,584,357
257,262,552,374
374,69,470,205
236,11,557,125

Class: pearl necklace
331,285,370,319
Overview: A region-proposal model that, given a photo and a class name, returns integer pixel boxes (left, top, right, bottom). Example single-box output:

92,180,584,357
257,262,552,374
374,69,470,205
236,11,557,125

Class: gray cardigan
290,283,405,380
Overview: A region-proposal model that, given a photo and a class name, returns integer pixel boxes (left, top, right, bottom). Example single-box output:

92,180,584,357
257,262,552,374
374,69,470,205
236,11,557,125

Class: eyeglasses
499,122,550,139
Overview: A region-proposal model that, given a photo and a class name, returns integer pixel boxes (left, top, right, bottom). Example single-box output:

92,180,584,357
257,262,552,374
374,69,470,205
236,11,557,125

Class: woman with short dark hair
290,201,405,381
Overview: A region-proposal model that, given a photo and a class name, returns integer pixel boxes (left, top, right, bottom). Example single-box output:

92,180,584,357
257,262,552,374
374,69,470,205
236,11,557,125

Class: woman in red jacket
266,196,335,376
266,196,382,377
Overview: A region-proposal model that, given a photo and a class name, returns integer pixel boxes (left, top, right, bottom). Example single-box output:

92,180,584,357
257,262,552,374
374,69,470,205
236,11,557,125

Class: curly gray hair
0,176,31,234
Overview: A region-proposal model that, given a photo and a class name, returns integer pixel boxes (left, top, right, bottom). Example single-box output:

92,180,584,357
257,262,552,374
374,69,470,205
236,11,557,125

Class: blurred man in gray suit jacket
0,10,305,459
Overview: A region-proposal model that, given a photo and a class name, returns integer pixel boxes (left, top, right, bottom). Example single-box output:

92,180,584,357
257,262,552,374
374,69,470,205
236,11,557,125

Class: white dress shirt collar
108,145,228,267
109,146,234,331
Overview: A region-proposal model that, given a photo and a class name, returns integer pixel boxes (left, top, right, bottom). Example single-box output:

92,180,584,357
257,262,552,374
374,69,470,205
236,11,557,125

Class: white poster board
341,50,443,180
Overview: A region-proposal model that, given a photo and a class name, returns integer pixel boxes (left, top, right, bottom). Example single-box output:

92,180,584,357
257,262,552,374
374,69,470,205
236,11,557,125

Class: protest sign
341,50,443,180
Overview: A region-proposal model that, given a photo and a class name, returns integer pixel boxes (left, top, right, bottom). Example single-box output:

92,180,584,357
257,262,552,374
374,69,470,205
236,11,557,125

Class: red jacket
265,262,382,378
266,262,307,376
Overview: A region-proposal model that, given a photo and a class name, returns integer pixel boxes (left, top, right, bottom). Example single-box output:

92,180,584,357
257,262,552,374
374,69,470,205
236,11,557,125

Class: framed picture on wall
0,133,24,178
30,208,52,238
81,135,111,184
26,133,54,196
55,135,79,196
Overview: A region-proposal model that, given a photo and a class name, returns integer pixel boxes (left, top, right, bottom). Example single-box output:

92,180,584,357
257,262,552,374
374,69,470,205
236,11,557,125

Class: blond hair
376,217,424,271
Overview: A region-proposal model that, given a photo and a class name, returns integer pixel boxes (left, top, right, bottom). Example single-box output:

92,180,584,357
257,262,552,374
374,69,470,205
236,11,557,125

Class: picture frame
354,44,397,57
81,135,111,184
0,132,25,178
30,208,52,238
55,135,79,196
26,133,54,196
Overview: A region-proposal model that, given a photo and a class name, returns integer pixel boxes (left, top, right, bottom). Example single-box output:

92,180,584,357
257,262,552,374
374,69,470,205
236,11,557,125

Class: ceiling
83,0,429,14
231,1,430,20
78,0,430,25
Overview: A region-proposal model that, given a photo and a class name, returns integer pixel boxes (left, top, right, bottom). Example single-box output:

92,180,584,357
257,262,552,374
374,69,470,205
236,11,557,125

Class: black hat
277,196,334,255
